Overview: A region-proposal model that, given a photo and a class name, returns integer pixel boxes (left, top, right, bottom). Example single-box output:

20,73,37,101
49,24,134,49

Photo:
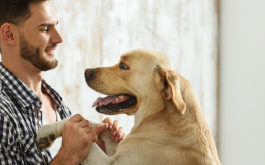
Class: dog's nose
84,69,94,82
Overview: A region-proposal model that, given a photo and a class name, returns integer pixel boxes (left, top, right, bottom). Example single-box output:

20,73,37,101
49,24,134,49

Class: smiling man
0,0,124,164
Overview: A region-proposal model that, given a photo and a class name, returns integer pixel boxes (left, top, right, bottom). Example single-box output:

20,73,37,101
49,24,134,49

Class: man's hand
103,118,126,143
51,114,107,165
94,117,126,152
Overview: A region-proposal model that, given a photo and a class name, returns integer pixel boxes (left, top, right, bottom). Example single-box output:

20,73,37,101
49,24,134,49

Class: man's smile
45,45,57,56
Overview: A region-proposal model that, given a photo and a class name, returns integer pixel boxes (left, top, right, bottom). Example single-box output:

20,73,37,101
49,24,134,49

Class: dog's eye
119,62,129,70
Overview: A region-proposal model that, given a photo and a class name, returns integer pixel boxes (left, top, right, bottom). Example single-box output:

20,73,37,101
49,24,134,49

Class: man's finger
110,120,118,136
69,114,84,122
78,119,90,128
93,123,108,136
102,117,111,124
103,117,113,129
88,131,98,142
84,127,93,133
114,127,125,142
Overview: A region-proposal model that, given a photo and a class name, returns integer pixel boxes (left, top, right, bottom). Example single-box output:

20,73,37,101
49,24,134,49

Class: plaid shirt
0,63,71,165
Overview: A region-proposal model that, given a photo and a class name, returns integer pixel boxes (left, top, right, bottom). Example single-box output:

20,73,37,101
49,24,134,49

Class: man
0,0,125,164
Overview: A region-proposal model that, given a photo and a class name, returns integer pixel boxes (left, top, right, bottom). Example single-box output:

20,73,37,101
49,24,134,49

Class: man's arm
0,111,22,164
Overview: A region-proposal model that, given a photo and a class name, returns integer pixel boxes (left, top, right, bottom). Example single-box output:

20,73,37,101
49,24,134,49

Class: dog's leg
101,130,118,156
83,142,110,165
36,119,67,151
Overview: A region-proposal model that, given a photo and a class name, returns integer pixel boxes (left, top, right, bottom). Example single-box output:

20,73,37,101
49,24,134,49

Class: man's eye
40,27,49,32
119,62,129,70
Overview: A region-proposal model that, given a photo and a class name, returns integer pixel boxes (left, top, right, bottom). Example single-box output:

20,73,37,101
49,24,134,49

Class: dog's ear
155,65,186,114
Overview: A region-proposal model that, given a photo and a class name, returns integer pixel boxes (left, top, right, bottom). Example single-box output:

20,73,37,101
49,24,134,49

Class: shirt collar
41,79,62,108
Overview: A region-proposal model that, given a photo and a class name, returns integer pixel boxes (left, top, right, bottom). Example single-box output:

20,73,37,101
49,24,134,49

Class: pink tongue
92,95,128,107
92,96,115,107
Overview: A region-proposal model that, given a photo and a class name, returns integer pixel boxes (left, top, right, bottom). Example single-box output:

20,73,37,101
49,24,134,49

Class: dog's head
84,49,186,115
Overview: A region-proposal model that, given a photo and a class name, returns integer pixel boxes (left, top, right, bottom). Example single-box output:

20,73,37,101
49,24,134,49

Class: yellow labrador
37,49,221,165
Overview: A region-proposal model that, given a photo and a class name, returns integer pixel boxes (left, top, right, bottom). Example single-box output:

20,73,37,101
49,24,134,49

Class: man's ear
155,65,186,114
0,23,16,45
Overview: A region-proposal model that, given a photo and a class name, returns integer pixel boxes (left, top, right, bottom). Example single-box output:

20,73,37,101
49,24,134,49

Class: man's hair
0,0,48,26
0,0,48,53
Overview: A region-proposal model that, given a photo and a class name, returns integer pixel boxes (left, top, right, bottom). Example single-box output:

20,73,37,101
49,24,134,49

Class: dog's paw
36,124,59,151
36,133,56,151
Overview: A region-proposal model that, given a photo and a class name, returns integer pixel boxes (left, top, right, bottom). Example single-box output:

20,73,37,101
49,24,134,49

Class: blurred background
42,0,265,164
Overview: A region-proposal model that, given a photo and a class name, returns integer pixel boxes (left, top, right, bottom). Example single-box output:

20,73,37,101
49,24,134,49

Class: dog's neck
180,82,204,122
133,95,165,130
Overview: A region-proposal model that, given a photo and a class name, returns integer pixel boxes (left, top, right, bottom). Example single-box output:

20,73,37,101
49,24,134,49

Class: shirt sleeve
0,110,24,165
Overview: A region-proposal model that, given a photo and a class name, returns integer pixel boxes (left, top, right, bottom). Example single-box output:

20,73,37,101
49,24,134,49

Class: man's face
18,1,62,71
19,33,58,71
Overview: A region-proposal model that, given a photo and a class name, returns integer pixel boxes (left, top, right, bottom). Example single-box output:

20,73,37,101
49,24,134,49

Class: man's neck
2,58,43,97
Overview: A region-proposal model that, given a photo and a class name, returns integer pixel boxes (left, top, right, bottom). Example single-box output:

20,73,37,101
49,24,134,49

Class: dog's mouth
92,94,137,114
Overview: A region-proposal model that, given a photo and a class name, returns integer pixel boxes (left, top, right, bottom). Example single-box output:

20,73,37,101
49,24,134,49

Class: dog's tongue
92,95,129,107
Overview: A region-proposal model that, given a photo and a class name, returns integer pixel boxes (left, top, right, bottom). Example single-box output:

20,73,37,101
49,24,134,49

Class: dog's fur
37,49,221,165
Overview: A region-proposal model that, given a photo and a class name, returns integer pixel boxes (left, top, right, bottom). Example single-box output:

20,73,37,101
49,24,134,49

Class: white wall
219,0,265,164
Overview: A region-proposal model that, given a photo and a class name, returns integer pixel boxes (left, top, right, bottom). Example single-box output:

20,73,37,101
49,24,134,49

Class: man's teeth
45,48,55,52
47,49,54,53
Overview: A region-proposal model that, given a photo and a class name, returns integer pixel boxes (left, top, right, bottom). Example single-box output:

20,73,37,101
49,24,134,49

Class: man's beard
19,35,58,71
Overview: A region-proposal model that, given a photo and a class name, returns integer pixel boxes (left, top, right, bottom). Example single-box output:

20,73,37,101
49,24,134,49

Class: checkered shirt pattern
0,63,71,165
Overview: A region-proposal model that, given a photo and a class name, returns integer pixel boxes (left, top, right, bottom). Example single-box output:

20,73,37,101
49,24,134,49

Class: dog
37,49,221,165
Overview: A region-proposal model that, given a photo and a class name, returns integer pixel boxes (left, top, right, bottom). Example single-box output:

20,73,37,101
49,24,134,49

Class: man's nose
51,28,63,44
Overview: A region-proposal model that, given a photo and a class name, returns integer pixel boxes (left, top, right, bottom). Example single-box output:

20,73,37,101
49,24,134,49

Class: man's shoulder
0,89,17,115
